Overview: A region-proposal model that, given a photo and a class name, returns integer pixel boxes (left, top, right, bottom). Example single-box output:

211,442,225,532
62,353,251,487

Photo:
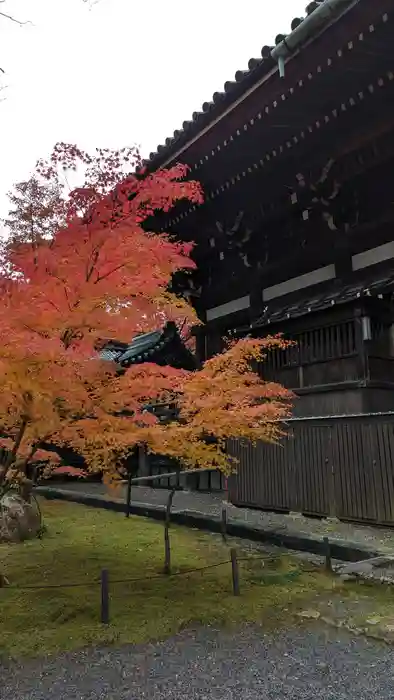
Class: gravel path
2,625,394,700
52,481,394,554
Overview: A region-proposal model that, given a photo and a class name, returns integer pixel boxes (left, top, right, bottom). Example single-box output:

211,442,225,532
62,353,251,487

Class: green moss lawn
0,498,377,658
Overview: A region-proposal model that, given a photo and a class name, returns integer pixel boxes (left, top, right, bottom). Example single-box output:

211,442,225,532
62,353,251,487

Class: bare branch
0,9,30,26
0,2,32,79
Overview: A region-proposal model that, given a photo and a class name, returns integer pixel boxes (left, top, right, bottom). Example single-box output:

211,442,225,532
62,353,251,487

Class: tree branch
0,5,30,26
5,416,28,467
0,2,32,78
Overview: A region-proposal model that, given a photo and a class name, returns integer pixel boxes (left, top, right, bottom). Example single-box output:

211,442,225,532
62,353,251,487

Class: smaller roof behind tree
99,321,197,371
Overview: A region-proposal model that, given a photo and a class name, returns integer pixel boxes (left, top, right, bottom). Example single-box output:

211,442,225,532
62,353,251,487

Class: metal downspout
271,0,358,77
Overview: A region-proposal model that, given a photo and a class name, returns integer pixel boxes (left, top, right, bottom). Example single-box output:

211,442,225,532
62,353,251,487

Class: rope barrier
2,551,293,591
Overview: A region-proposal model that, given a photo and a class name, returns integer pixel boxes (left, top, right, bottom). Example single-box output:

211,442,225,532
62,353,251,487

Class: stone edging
36,486,383,564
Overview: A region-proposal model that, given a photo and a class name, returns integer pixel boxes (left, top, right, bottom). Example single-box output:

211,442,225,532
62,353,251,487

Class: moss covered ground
1,499,392,657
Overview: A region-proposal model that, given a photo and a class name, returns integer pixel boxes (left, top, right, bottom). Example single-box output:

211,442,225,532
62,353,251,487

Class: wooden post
125,469,132,518
230,548,240,596
100,569,109,624
323,536,332,572
164,488,176,574
221,504,228,543
138,443,149,486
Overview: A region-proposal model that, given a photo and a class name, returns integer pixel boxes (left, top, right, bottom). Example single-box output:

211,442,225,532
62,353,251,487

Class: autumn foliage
0,143,292,494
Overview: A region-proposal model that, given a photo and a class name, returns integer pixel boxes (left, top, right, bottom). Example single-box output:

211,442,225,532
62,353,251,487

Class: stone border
36,486,383,563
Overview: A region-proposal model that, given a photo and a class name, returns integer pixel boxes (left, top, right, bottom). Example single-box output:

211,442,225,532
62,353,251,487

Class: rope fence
1,479,334,626
4,556,243,591
0,551,248,625
1,542,331,625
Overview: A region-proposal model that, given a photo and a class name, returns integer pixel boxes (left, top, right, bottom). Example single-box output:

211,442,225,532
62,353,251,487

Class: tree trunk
6,417,28,467
0,420,35,497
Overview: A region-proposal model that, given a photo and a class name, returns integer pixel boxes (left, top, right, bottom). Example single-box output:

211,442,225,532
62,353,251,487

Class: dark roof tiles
146,2,326,167
99,321,197,371
100,327,172,367
291,17,304,31
252,272,394,328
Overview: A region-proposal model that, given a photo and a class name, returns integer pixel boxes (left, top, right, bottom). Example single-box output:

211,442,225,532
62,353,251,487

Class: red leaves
51,466,88,479
0,437,14,452
31,449,61,464
0,141,292,483
0,142,204,481
2,143,202,356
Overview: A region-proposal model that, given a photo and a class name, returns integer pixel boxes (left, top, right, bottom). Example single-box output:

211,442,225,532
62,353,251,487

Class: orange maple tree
0,143,293,495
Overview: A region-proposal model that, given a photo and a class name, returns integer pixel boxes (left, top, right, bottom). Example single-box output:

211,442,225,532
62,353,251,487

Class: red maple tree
0,143,293,495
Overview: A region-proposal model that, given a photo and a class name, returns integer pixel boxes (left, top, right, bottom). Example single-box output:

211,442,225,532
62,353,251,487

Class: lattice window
263,320,357,374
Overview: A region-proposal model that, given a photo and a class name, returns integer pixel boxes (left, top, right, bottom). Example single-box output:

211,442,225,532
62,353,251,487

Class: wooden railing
260,320,359,388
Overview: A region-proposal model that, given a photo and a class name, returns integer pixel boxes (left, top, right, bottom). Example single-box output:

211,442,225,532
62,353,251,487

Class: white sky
0,0,307,217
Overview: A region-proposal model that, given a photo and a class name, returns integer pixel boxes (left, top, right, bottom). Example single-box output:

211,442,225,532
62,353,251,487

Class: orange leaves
180,335,293,416
163,335,294,473
49,334,293,478
83,335,294,477
0,438,60,466
0,142,204,482
1,141,293,485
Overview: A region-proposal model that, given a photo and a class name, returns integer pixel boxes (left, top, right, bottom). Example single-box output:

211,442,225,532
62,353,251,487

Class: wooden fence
228,413,394,526
140,413,394,526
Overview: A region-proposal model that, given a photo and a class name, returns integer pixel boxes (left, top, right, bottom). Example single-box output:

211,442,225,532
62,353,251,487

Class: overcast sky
0,0,307,216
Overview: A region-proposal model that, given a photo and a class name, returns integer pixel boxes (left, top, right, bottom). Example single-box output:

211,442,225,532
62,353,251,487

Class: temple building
146,0,394,419
139,0,394,523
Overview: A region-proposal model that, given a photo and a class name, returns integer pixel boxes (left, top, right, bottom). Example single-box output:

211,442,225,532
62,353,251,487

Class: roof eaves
145,0,357,171
250,273,394,330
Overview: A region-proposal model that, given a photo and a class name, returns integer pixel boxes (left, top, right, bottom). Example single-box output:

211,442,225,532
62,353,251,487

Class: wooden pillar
249,275,264,326
195,328,206,364
354,308,370,383
138,444,150,485
333,240,353,281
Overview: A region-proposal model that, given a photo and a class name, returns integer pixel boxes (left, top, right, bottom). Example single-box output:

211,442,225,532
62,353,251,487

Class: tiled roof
145,1,352,168
99,327,172,367
99,321,197,370
252,272,394,329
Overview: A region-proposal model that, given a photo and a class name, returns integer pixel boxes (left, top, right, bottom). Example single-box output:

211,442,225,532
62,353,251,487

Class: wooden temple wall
142,3,394,525
228,413,394,526
143,412,394,525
